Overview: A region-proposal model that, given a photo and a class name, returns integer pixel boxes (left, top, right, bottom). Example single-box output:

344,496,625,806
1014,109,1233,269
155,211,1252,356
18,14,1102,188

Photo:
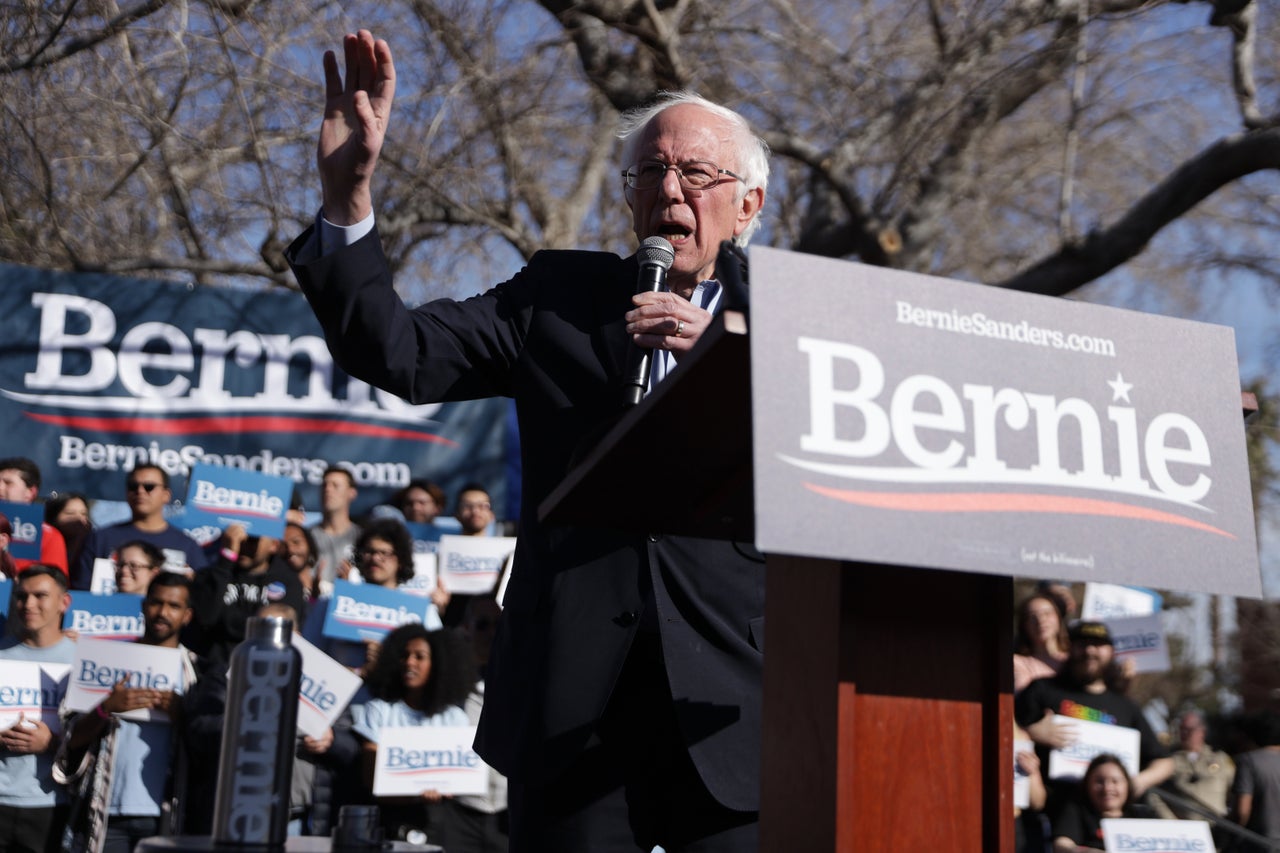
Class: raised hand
318,30,396,225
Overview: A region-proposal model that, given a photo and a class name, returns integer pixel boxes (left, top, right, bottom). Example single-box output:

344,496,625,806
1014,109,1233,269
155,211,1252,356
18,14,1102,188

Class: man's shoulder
0,635,76,662
108,521,201,550
95,520,144,545
1023,672,1070,698
529,248,627,265
523,249,631,281
309,523,360,544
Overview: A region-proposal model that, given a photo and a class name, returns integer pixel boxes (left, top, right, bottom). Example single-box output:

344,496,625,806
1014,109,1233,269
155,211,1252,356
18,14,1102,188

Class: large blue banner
0,264,517,517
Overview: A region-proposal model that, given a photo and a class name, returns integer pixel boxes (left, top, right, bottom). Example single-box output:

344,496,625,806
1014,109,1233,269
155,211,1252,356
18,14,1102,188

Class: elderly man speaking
288,30,770,853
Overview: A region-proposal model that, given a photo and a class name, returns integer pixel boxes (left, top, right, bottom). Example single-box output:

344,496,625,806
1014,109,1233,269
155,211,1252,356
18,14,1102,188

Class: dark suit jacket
288,226,764,811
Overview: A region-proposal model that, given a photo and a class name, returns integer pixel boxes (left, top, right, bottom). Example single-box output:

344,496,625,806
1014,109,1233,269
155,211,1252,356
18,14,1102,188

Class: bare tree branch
0,0,172,73
997,126,1280,294
1210,0,1266,128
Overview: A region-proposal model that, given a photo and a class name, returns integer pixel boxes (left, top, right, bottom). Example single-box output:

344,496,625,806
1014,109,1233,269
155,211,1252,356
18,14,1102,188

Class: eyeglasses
458,501,491,512
622,160,743,191
118,562,158,573
126,481,161,493
360,547,396,560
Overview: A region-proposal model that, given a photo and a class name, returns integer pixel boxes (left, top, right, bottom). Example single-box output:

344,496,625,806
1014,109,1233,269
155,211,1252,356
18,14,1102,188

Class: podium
541,247,1260,850
542,310,1013,850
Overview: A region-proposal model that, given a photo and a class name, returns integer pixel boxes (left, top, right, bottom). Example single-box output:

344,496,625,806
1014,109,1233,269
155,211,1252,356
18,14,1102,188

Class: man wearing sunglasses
73,464,210,590
289,31,768,852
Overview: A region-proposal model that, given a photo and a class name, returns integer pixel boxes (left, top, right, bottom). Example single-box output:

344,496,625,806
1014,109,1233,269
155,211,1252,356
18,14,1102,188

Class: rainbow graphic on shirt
1057,699,1117,726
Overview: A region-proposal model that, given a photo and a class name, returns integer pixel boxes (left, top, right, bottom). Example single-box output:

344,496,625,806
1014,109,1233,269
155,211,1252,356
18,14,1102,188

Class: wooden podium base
761,558,1013,851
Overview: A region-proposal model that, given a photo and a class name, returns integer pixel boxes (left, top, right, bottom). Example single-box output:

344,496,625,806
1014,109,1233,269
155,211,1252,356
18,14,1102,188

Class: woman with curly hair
301,518,445,674
354,624,476,842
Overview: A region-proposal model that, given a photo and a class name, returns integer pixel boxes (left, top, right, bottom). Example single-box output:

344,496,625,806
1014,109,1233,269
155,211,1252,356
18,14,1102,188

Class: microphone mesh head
638,236,675,269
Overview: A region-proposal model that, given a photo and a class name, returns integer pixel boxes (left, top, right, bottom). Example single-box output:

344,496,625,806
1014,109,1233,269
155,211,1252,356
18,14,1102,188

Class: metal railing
1145,786,1279,852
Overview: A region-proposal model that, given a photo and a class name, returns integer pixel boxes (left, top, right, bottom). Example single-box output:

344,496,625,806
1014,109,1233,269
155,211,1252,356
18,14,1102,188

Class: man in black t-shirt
1016,620,1173,807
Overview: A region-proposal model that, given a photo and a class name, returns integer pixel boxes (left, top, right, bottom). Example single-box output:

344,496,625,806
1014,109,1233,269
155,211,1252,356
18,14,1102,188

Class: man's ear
734,186,764,234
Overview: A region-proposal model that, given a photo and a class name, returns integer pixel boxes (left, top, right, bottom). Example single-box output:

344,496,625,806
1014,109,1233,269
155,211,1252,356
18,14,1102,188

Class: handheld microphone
620,236,675,407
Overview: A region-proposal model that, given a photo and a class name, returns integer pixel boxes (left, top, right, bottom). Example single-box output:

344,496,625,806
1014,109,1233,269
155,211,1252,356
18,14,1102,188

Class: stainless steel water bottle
211,615,302,850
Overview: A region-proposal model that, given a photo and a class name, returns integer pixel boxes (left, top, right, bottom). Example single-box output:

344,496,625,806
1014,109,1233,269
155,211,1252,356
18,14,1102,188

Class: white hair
617,91,770,246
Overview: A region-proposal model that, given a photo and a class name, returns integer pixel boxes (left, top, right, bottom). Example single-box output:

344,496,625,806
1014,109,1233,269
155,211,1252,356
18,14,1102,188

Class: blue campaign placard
322,579,433,643
67,592,145,640
404,522,447,554
180,463,292,540
0,499,43,561
0,577,9,615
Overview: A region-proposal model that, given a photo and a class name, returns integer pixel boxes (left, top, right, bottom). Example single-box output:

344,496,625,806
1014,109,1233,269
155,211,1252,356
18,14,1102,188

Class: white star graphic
1108,372,1133,403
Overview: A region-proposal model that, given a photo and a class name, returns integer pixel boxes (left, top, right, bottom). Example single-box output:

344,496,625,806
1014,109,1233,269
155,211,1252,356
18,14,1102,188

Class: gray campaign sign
749,247,1261,597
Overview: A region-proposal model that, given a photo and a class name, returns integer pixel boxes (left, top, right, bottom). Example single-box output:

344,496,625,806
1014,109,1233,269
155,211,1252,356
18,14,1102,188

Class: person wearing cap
1015,619,1174,812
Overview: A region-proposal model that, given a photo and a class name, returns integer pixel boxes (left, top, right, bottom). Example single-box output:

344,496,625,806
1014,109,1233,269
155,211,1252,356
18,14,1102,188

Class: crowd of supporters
5,452,1280,852
1014,582,1280,853
0,456,507,853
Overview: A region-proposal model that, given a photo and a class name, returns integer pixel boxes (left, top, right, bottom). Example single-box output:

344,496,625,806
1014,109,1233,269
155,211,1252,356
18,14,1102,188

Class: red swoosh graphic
24,413,456,446
805,483,1236,539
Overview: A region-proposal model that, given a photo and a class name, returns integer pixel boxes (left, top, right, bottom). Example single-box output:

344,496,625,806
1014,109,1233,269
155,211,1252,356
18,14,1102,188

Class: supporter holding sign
190,522,307,667
304,519,444,675
1016,621,1172,810
0,458,67,576
0,565,75,853
1051,753,1157,852
354,624,476,842
56,573,200,852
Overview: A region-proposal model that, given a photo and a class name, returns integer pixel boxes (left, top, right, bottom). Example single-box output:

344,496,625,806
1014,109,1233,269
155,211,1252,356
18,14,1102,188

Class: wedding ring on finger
675,319,686,337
